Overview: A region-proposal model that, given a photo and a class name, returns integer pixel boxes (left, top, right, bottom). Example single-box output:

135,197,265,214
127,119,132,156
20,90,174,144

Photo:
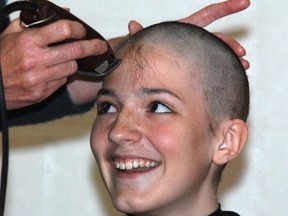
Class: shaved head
116,21,249,133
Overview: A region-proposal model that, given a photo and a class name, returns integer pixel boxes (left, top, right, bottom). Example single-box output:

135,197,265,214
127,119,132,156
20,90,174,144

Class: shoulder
222,211,240,216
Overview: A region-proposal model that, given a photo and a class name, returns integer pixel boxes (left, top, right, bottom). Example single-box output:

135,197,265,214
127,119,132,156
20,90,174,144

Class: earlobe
213,119,248,166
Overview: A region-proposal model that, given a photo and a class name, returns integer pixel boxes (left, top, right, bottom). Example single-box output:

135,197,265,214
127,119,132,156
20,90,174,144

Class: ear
212,119,248,166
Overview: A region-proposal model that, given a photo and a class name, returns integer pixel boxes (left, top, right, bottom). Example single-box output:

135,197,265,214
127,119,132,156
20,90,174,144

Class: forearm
6,86,94,127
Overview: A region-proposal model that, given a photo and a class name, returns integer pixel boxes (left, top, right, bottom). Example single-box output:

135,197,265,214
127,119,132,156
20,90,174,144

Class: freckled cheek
90,118,112,155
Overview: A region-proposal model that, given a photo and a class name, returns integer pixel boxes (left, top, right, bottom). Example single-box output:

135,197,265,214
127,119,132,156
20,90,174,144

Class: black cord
0,2,42,215
2,1,38,14
0,67,9,216
0,2,39,215
0,1,38,31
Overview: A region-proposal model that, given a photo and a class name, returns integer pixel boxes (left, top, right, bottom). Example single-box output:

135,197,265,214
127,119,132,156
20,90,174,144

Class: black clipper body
4,0,120,77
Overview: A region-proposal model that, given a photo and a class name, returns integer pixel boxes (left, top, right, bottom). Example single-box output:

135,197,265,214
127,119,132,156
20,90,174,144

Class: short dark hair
116,21,250,134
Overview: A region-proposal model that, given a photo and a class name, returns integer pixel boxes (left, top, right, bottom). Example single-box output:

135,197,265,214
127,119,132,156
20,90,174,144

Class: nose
108,109,142,145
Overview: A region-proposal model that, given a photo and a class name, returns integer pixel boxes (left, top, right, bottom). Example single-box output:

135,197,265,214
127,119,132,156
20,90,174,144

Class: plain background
3,0,288,215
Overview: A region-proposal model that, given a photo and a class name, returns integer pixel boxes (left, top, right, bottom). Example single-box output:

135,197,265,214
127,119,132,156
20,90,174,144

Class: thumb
128,20,143,35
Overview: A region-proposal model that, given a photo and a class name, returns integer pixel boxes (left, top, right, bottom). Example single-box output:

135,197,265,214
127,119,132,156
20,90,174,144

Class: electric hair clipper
2,0,121,77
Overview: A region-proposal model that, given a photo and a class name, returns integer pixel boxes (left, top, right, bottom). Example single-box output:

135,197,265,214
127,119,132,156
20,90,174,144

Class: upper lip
111,153,160,162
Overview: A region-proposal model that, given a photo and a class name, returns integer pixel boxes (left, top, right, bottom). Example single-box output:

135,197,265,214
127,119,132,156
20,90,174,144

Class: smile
113,158,159,170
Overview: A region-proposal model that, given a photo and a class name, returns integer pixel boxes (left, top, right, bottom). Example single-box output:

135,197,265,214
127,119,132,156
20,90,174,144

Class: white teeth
119,161,125,170
132,160,139,168
139,159,145,168
114,160,120,169
145,161,150,168
114,158,158,170
126,161,133,170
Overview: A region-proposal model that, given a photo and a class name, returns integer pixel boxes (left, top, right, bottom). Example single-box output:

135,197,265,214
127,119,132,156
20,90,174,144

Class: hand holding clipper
2,0,121,77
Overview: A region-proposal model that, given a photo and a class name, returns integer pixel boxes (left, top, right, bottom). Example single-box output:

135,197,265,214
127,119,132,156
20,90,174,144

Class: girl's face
91,46,216,215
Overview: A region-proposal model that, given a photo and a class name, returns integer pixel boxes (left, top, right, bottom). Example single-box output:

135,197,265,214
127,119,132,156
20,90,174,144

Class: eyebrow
139,87,181,100
96,88,116,99
96,87,181,101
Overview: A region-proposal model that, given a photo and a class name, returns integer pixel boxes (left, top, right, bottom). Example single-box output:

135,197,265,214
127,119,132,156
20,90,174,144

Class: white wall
4,0,288,215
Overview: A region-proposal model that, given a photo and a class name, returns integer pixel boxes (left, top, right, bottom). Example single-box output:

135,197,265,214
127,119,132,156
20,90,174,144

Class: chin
112,195,153,215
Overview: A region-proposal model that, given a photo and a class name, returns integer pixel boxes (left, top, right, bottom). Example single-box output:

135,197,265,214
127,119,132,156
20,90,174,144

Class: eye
150,101,172,113
97,102,117,115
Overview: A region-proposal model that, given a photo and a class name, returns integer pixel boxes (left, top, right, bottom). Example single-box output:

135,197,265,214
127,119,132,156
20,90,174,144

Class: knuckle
22,73,39,89
27,85,47,102
29,92,43,102
68,60,79,72
18,57,37,72
14,36,38,72
57,20,74,38
202,8,210,20
70,42,84,57
56,20,85,39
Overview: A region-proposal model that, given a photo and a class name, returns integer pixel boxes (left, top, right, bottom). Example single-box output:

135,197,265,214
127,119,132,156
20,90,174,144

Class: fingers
214,32,245,57
124,1,250,72
1,19,108,109
41,61,78,82
109,20,143,51
43,38,107,68
128,20,144,35
31,20,86,46
23,20,107,69
127,0,250,33
240,58,250,70
179,0,250,27
4,30,107,80
213,32,249,70
107,20,142,51
178,0,251,70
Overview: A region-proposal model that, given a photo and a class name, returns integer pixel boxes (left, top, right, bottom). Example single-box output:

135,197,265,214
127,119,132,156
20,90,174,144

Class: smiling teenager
90,21,249,216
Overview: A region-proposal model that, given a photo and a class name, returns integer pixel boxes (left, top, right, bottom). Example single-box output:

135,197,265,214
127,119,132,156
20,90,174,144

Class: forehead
103,44,199,93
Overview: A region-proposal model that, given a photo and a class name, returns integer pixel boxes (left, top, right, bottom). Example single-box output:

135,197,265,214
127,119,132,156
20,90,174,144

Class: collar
209,204,240,216
125,204,239,216
209,205,223,216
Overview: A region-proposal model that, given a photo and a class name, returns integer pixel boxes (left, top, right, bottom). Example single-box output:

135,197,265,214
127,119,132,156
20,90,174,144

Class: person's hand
0,19,107,110
128,0,250,70
178,0,250,26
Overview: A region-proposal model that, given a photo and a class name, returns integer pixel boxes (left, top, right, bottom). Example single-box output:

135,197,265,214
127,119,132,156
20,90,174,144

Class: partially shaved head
116,21,249,133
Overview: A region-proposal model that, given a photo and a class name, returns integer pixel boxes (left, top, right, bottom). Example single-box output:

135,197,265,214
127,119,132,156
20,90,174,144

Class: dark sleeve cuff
7,86,95,127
